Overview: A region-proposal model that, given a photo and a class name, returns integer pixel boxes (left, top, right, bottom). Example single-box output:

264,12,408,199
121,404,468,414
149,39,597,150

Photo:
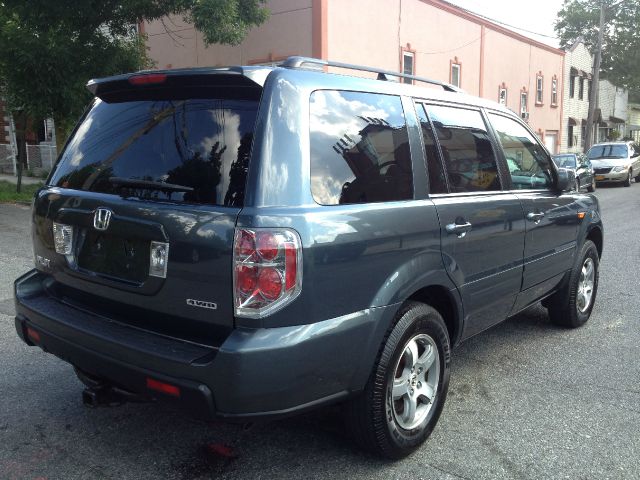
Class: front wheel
344,302,451,459
575,179,580,192
623,170,632,187
547,240,599,328
587,177,596,192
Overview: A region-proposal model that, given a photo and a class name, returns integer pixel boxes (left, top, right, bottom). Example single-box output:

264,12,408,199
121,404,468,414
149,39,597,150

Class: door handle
526,212,545,224
446,221,472,238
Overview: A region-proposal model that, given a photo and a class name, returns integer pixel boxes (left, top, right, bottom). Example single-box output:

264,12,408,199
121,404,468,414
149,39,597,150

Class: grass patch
0,180,42,203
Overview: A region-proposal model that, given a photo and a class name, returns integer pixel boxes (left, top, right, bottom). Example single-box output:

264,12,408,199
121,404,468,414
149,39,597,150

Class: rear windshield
49,97,258,206
588,144,627,160
552,154,576,168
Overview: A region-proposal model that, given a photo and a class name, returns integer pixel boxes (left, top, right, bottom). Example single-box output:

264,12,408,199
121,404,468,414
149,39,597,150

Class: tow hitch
76,367,150,408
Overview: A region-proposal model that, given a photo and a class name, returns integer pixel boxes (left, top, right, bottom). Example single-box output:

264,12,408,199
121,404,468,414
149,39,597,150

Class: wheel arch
406,285,463,347
586,225,603,258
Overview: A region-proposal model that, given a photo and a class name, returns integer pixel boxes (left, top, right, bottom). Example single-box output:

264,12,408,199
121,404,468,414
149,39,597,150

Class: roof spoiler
86,66,271,98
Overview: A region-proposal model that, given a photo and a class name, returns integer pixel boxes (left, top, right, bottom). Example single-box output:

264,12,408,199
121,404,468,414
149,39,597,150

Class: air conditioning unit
521,111,530,121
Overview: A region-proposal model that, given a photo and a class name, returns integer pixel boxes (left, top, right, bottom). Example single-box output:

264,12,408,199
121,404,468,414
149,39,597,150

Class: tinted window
416,103,447,193
310,90,413,205
425,105,500,193
489,113,553,190
588,144,628,159
50,98,258,206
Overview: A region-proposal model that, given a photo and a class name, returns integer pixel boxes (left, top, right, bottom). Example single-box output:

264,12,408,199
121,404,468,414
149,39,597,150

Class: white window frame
536,75,544,104
551,78,558,106
451,63,461,88
499,87,507,106
402,51,414,84
520,91,528,120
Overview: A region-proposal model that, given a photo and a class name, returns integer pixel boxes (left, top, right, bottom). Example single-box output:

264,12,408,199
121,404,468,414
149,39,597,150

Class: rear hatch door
33,71,264,345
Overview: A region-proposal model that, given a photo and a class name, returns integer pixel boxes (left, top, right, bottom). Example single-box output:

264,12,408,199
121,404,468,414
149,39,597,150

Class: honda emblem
93,207,113,231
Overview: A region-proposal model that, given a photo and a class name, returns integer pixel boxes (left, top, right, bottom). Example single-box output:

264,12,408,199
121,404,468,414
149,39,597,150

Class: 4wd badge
186,299,218,310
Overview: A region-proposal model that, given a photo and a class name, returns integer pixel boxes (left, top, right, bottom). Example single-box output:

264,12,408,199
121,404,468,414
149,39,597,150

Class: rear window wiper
108,177,194,193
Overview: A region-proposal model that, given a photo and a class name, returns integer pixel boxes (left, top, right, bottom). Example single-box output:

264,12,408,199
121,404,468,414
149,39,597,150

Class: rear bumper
14,270,396,420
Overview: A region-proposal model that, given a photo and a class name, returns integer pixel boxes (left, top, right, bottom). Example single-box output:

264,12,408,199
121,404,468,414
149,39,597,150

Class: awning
610,116,626,124
628,125,640,132
570,67,579,76
568,117,578,126
581,119,588,126
579,69,589,77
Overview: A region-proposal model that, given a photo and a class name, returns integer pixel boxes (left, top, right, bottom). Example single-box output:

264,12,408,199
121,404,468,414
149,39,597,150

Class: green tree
0,0,269,190
555,0,640,92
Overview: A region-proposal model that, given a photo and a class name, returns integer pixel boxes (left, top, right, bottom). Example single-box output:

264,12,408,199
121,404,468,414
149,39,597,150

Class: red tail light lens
233,228,302,318
146,377,181,397
128,73,167,86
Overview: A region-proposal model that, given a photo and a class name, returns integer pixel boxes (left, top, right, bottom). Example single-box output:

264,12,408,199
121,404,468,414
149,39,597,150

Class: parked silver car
588,141,640,187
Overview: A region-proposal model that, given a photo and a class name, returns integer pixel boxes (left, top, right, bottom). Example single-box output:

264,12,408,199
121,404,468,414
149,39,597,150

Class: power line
445,1,559,41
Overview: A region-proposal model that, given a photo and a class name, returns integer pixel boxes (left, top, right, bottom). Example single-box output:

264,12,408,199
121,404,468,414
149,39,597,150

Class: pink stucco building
144,0,564,151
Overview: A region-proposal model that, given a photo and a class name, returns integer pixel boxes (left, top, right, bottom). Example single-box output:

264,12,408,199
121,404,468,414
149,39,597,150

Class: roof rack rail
281,56,462,93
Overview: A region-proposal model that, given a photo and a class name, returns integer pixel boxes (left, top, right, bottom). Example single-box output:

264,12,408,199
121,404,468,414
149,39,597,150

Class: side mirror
555,168,575,192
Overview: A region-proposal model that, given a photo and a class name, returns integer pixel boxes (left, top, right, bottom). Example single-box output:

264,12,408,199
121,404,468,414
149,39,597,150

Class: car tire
575,179,580,192
635,172,640,183
547,240,599,328
587,178,596,192
343,302,451,459
624,170,632,187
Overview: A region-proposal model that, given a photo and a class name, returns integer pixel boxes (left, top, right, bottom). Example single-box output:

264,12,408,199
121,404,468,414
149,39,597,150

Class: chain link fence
26,143,57,174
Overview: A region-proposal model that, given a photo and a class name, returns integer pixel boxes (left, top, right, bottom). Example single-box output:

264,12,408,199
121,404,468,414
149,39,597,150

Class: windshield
588,144,628,160
552,154,576,168
49,97,258,206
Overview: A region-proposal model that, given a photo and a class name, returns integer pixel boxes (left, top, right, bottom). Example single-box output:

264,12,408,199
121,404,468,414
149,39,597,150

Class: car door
417,103,526,339
487,112,579,310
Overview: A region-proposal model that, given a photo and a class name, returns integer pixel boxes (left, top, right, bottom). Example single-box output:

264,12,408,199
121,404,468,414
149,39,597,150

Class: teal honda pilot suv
14,57,603,459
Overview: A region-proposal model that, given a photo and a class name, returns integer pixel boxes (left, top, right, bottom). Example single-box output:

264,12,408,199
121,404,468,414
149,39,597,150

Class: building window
499,87,507,105
570,76,575,99
568,125,574,148
536,74,544,105
579,77,584,100
520,90,528,120
450,61,461,88
551,77,558,106
402,51,414,84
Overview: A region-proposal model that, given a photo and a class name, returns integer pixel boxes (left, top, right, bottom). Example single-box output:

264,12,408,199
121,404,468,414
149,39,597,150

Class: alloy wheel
390,333,440,430
577,257,595,313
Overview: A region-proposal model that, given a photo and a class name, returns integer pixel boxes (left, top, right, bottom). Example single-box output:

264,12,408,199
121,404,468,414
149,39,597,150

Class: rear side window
49,97,258,206
489,113,553,190
425,105,500,193
310,90,413,205
415,103,447,194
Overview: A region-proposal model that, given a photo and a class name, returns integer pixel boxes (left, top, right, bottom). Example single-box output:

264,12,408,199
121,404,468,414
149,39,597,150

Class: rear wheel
344,302,450,459
575,179,580,192
547,240,599,328
624,170,632,187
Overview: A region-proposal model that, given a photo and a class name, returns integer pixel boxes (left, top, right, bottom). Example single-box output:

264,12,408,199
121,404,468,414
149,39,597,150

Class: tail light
52,223,74,255
233,228,302,318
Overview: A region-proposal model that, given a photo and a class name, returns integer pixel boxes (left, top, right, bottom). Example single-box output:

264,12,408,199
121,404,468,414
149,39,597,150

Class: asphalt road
1,185,639,480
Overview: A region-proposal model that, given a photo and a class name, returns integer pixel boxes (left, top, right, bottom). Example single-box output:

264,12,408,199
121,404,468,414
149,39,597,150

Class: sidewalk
0,174,43,185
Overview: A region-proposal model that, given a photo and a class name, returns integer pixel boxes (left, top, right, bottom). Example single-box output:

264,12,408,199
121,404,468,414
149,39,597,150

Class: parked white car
588,142,640,187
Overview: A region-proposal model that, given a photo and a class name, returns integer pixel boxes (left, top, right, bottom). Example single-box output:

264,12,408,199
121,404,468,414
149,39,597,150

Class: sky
446,0,566,47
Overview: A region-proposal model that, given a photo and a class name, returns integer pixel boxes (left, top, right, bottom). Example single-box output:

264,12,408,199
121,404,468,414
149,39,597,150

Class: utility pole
585,1,606,151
